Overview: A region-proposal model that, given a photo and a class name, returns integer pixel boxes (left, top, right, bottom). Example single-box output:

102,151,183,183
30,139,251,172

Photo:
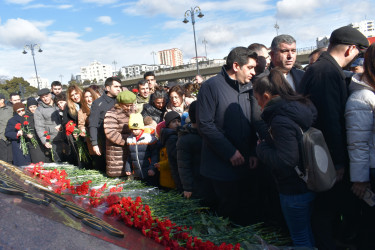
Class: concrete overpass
121,47,314,87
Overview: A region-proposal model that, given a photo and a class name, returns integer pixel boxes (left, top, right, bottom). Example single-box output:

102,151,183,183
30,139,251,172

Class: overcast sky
0,0,373,84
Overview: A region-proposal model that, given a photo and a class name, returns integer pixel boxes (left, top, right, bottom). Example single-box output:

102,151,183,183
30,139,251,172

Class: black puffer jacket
256,96,317,195
177,124,202,193
141,103,166,124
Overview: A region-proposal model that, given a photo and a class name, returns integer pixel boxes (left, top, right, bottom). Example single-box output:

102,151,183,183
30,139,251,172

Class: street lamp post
274,21,280,36
151,51,156,65
112,60,117,76
202,38,208,64
22,44,42,90
183,6,204,75
59,74,63,84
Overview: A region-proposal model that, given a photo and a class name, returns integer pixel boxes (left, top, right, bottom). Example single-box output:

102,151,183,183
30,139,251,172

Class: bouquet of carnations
65,120,91,163
23,115,39,148
44,131,54,161
15,122,28,155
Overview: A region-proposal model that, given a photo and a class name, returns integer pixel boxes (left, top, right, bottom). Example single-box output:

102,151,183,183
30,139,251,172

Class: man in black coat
302,26,369,249
269,34,305,93
197,47,262,225
89,77,122,171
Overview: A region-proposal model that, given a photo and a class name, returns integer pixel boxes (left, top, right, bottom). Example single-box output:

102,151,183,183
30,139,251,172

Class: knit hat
116,90,136,104
329,26,369,51
164,111,181,127
13,102,25,112
129,113,144,130
27,97,38,107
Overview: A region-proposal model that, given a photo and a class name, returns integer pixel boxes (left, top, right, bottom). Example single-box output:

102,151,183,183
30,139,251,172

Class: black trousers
0,139,12,164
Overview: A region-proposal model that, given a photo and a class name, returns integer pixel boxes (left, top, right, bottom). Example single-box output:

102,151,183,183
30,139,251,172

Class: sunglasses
16,109,25,113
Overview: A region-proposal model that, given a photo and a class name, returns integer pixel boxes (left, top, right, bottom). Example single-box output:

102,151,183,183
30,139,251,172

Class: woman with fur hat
5,103,31,166
103,91,136,177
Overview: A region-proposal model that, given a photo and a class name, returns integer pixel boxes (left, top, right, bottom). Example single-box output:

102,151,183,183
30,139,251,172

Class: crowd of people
0,25,374,249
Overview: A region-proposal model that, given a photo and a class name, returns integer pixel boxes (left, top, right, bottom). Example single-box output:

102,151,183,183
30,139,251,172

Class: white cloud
97,16,114,25
82,0,119,5
276,0,323,19
0,18,47,47
58,5,73,9
123,0,190,18
85,27,93,32
5,0,33,4
201,0,272,13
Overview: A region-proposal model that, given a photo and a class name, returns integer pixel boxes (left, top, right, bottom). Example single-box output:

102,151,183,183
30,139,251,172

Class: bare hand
148,169,155,176
93,145,101,156
26,134,33,139
45,142,52,149
352,182,371,199
230,150,244,166
79,130,86,137
184,191,192,199
17,130,23,137
126,172,131,176
154,163,160,170
73,133,78,140
249,156,258,169
336,168,345,182
55,125,62,132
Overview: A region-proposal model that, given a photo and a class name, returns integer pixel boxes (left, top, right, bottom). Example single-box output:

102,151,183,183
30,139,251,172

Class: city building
28,76,49,89
120,64,160,78
80,61,113,82
351,20,375,38
158,48,183,67
189,56,207,64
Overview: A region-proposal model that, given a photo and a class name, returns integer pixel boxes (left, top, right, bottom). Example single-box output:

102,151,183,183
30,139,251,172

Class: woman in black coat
5,103,31,167
141,89,167,124
254,69,317,247
26,97,48,163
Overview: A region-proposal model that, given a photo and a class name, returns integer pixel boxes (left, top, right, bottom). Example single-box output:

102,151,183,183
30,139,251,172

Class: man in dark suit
269,34,305,93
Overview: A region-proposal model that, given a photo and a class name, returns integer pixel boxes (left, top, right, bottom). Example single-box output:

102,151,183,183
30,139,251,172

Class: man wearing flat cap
301,26,369,249
34,88,64,162
0,94,14,163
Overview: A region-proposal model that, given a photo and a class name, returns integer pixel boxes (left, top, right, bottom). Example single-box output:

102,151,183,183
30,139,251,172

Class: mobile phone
363,188,375,207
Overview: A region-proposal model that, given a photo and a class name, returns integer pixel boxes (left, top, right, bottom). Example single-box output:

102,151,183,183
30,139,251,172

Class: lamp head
197,12,204,18
183,18,189,24
38,48,43,53
22,50,27,54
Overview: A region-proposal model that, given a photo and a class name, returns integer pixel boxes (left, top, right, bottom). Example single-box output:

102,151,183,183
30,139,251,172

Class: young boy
125,113,159,185
160,111,182,191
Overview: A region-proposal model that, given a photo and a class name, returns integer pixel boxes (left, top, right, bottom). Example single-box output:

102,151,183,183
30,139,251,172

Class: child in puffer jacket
125,113,159,186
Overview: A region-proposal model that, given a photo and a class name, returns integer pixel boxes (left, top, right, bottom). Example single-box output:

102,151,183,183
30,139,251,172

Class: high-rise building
158,48,183,67
80,61,113,82
350,20,375,38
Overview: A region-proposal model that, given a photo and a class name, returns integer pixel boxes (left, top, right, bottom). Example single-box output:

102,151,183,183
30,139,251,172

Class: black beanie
27,97,38,107
164,111,181,127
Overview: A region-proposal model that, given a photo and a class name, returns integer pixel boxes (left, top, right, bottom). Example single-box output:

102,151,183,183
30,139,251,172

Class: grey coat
0,105,13,141
345,74,375,182
34,102,63,144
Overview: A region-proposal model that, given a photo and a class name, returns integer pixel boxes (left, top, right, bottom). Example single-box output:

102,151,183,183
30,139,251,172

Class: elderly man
302,25,369,250
34,88,64,162
197,46,263,225
269,34,305,93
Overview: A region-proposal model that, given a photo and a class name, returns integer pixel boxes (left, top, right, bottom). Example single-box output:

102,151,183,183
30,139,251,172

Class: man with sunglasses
301,26,369,250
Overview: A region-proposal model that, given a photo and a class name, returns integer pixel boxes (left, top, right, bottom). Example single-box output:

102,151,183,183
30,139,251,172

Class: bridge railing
297,46,317,55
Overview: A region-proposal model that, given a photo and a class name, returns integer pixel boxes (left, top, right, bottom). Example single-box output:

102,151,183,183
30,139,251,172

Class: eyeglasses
16,109,25,113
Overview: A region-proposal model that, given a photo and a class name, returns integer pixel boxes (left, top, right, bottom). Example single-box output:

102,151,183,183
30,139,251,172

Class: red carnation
23,121,29,126
24,115,29,119
44,131,48,134
46,135,51,140
15,123,22,130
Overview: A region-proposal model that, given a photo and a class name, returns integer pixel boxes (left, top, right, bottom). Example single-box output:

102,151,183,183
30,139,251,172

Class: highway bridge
121,47,314,87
